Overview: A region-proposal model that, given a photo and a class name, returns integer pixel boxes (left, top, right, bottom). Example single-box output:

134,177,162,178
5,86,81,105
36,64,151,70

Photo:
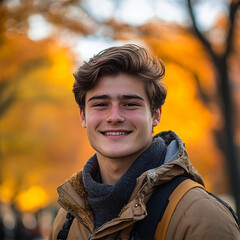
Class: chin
99,149,133,159
103,152,128,159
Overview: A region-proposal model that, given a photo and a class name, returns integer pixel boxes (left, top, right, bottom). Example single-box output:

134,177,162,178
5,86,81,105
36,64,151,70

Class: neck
97,154,137,185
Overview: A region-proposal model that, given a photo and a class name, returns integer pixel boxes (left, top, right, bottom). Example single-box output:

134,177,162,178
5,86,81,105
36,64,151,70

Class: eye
93,103,108,107
125,103,136,106
124,102,140,107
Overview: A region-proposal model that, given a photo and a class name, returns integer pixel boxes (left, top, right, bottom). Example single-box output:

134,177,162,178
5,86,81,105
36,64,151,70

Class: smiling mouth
102,131,131,136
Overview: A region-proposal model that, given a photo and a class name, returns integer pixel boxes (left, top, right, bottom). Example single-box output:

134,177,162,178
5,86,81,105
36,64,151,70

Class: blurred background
0,0,240,239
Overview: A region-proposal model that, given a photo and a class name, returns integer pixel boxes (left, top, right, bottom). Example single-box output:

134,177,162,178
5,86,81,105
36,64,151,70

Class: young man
49,44,240,239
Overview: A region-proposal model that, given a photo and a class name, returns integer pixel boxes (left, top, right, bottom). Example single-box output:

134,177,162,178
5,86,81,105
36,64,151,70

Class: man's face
80,73,161,162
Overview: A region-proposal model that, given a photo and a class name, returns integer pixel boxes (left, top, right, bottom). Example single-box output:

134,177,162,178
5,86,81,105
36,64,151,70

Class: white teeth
104,132,127,136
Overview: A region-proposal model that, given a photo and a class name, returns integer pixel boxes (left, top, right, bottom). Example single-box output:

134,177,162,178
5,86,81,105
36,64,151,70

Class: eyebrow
122,94,144,101
87,95,110,102
87,94,145,102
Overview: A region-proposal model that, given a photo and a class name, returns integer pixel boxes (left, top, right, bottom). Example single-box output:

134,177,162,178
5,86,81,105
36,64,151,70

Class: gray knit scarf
82,136,167,229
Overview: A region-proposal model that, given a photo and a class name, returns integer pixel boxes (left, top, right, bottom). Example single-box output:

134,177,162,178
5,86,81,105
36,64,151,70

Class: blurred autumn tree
0,1,96,211
186,0,240,216
0,0,239,217
0,33,95,210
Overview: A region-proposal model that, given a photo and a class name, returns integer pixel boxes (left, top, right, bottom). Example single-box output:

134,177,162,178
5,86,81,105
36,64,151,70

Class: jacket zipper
88,233,94,240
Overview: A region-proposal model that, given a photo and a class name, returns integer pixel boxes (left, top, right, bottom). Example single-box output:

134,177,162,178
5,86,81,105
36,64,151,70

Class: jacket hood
129,131,204,203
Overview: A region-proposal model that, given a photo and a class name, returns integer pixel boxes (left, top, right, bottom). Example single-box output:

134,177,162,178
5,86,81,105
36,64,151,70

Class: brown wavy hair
73,44,167,115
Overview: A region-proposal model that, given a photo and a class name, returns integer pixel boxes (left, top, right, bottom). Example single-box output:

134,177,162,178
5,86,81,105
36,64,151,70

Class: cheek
129,112,153,128
85,111,104,128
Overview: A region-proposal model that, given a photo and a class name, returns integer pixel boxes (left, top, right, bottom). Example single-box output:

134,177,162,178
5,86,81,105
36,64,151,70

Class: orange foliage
16,186,48,212
0,34,94,212
153,62,223,192
140,22,228,193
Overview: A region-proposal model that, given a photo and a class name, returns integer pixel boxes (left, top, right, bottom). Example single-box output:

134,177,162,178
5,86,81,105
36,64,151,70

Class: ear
80,109,86,128
152,108,161,127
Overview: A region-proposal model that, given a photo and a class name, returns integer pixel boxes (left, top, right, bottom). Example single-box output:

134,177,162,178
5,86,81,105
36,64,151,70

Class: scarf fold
82,136,167,229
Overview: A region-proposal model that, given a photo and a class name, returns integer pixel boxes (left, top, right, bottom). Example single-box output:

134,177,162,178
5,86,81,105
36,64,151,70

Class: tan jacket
49,131,240,240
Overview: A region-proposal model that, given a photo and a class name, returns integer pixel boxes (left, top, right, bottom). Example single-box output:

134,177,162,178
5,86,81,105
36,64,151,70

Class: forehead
85,74,148,101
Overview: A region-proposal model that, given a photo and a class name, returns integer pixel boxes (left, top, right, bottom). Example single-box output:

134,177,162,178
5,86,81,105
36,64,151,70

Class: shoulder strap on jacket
132,176,193,240
57,212,75,240
154,178,204,240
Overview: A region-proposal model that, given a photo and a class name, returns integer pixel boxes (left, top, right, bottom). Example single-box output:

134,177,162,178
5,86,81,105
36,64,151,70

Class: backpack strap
154,178,204,240
57,212,75,240
132,176,192,240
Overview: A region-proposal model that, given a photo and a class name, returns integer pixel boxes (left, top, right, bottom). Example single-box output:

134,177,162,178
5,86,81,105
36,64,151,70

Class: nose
106,104,125,123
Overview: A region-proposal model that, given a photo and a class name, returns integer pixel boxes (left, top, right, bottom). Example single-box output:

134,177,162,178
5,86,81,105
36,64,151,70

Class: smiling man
81,74,160,186
49,44,239,240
